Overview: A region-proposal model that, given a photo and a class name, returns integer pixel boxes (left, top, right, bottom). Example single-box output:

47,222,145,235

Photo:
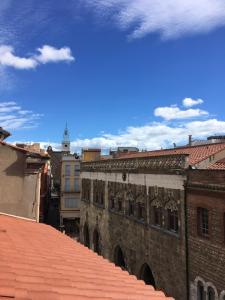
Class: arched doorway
114,246,126,270
93,229,101,255
139,263,156,288
83,223,90,248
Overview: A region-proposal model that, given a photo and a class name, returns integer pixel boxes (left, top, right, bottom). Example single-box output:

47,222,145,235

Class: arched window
207,287,215,300
139,263,156,288
114,246,126,270
93,229,101,255
83,223,90,248
197,281,205,300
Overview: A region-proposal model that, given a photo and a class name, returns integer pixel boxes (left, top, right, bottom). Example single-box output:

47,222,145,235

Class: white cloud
0,45,37,69
183,97,204,107
0,101,43,130
35,45,75,64
9,97,225,152
0,45,74,70
154,106,208,120
83,0,225,39
36,117,225,153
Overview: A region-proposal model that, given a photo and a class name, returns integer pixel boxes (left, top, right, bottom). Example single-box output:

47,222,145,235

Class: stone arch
139,263,156,288
114,245,126,270
205,282,218,300
93,228,101,255
83,223,90,248
219,290,225,300
193,277,206,300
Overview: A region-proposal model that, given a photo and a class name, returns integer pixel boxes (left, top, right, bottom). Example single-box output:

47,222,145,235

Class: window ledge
149,224,179,238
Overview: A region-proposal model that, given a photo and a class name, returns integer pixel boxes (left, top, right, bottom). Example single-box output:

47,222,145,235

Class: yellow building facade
60,154,81,237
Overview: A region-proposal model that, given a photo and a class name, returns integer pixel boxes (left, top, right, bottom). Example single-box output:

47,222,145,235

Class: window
99,192,104,205
167,209,178,233
82,179,91,202
74,179,80,192
65,178,70,192
128,201,134,216
93,180,105,206
110,197,115,209
197,207,209,237
74,164,80,176
197,281,205,300
154,207,162,226
137,203,144,220
65,198,79,208
207,287,215,300
118,199,122,211
65,164,70,176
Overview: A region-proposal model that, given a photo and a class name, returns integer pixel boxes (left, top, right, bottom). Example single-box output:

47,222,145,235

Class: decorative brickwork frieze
82,154,188,173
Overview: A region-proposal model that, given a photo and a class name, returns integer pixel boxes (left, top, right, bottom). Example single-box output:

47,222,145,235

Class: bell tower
62,123,70,153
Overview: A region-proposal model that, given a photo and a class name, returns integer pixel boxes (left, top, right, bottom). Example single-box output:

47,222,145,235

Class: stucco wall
0,144,38,220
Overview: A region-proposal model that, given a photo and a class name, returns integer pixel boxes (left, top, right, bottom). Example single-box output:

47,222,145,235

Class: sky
1,0,225,152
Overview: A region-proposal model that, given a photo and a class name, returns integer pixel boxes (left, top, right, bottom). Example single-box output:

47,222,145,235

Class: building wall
187,170,225,300
0,143,40,220
80,170,187,300
82,150,101,162
60,157,81,233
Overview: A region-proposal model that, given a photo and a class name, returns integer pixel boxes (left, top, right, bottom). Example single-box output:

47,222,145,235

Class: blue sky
1,0,225,151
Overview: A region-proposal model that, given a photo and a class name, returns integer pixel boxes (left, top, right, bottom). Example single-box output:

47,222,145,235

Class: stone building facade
187,170,225,300
80,143,225,300
80,154,189,300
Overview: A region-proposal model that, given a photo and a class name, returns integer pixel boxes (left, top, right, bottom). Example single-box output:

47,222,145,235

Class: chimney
173,143,176,148
188,135,192,146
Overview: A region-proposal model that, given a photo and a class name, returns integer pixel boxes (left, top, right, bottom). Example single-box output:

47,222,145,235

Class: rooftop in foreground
0,214,173,300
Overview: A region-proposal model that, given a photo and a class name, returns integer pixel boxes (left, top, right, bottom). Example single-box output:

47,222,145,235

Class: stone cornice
81,154,189,174
187,183,225,192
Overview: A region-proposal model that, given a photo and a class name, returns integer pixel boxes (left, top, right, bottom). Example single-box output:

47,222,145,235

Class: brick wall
187,170,225,300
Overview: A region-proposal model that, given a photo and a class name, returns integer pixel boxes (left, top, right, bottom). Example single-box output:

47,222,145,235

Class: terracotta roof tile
0,215,173,300
207,158,225,169
118,143,225,166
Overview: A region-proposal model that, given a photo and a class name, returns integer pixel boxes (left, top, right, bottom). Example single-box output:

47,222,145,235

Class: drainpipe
184,172,190,300
35,171,41,222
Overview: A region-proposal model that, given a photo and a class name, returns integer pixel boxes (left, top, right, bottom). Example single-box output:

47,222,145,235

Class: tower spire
62,123,70,152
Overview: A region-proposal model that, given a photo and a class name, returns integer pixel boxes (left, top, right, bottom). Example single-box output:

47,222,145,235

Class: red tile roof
0,214,173,300
208,158,225,170
118,143,225,166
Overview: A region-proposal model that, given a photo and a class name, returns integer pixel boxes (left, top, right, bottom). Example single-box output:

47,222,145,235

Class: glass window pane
65,165,70,176
168,209,178,233
65,178,70,191
197,207,209,237
74,179,79,192
65,198,80,208
74,164,80,175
